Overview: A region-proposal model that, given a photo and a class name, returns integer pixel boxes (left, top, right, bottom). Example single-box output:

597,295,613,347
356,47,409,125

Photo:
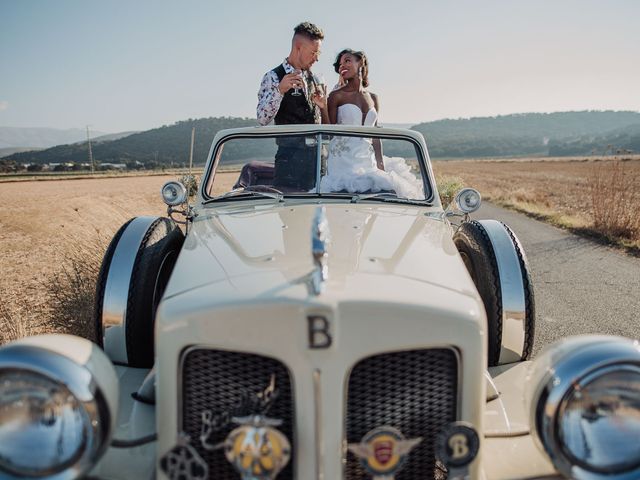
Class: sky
1,0,639,132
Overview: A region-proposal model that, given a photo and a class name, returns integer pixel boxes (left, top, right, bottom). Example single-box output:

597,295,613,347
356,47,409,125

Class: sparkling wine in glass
291,69,303,96
312,73,326,96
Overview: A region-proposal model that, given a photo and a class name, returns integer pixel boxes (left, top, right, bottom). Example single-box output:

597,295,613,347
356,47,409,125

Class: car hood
163,202,479,305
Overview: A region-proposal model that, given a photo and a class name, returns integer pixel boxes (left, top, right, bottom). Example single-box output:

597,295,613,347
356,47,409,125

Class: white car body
1,125,638,480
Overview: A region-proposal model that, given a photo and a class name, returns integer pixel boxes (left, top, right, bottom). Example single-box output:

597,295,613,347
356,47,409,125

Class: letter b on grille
308,315,332,349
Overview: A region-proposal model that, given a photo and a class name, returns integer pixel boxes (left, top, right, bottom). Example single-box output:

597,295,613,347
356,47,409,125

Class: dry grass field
0,172,235,344
1,158,638,343
433,156,640,252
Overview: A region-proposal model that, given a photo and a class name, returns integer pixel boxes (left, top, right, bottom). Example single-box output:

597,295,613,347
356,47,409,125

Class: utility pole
189,126,195,173
86,126,94,173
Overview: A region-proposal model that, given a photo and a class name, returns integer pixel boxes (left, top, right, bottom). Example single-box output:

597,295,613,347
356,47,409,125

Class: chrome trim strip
0,344,112,480
311,206,329,295
313,369,324,480
484,370,500,402
315,132,322,194
102,216,158,365
478,220,526,364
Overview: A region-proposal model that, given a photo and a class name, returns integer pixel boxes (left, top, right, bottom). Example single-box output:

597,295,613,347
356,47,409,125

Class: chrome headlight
161,181,187,206
0,335,118,479
530,336,640,480
455,188,482,213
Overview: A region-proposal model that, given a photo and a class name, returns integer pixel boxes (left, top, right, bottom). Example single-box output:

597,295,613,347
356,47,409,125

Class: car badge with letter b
348,426,422,479
436,422,479,480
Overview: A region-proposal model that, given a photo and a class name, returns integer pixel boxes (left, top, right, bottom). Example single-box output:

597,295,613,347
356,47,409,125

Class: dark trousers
274,146,316,191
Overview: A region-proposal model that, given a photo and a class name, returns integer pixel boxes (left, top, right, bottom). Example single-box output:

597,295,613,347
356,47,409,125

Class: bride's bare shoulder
328,88,346,107
329,87,346,99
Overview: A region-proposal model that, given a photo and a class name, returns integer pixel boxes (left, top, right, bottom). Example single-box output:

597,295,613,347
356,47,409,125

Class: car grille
345,349,458,480
181,349,295,480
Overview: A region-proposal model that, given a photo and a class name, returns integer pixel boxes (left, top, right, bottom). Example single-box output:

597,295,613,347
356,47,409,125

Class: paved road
476,203,640,357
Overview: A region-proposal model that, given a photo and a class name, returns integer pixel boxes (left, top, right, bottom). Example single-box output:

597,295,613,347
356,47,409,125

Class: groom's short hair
293,22,324,41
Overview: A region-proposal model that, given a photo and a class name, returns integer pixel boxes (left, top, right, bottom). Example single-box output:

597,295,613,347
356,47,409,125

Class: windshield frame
200,127,435,204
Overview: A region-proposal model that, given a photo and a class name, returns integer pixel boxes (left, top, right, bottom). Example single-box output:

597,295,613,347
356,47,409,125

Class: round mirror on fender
455,188,482,213
161,181,188,206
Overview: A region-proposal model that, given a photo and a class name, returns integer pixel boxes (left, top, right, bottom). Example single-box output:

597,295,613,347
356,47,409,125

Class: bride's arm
328,92,340,124
371,93,384,170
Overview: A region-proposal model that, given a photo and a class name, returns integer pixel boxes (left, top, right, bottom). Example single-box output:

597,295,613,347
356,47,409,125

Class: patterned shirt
256,59,319,125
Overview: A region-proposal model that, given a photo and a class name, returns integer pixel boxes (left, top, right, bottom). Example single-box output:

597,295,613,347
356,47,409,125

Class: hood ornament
348,426,422,479
224,415,291,480
310,206,330,295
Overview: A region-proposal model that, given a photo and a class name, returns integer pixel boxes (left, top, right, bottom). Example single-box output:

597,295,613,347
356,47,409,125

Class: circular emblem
436,422,480,469
224,419,291,480
348,426,422,477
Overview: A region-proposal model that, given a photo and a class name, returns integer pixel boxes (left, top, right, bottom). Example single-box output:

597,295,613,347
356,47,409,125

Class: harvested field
433,156,640,252
0,172,237,343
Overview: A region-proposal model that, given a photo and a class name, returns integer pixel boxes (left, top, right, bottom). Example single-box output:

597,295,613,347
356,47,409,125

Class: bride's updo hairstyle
333,49,369,88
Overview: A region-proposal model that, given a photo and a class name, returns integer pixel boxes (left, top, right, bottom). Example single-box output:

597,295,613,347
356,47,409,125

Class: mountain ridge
0,126,111,149
3,111,639,165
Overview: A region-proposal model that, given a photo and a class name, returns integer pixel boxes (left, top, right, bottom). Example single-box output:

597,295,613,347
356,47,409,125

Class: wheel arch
476,219,533,364
454,219,535,366
97,216,184,367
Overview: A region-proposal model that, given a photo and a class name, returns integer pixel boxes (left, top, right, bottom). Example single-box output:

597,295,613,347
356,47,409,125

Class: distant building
99,163,127,170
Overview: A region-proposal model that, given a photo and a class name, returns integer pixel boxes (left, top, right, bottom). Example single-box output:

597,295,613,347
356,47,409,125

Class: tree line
2,111,639,168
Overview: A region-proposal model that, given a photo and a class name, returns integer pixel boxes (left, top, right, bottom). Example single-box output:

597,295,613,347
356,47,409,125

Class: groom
257,22,326,190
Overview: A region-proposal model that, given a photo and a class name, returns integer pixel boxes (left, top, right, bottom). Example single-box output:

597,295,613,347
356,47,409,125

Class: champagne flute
312,73,326,97
291,69,303,96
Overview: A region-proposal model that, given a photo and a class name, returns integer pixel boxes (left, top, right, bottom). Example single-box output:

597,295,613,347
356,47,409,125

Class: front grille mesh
345,349,458,479
181,349,295,480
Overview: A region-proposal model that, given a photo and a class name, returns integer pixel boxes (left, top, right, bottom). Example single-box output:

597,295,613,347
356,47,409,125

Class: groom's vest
273,65,317,125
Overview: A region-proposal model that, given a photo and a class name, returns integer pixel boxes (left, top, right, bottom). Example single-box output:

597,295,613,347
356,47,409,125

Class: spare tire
453,220,535,366
94,216,184,368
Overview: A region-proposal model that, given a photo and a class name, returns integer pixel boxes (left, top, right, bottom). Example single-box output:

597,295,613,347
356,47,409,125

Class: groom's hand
278,72,303,95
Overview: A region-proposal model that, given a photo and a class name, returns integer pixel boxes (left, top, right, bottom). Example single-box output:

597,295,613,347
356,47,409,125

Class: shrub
46,239,104,342
589,160,640,242
436,174,465,209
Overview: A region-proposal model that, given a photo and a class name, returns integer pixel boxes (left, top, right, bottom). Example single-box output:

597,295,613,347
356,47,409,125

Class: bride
317,49,424,199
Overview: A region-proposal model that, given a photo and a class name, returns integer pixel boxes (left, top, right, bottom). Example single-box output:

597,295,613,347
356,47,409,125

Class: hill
7,117,257,166
547,123,640,156
412,111,640,158
0,126,108,149
0,147,42,159
81,131,138,144
4,111,639,166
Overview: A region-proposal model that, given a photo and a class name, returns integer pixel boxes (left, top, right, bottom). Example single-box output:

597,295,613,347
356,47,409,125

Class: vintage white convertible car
0,125,639,480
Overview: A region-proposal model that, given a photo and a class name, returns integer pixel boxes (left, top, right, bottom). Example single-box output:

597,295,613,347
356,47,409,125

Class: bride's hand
312,88,327,110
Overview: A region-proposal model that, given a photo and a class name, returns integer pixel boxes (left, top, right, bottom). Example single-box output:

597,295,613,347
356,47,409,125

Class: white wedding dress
319,104,424,199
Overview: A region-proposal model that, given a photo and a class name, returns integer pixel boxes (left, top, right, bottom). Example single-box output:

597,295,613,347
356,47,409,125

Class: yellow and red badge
224,415,291,480
348,427,422,478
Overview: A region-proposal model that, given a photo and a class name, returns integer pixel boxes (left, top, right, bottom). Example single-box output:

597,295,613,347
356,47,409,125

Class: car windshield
204,133,430,202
